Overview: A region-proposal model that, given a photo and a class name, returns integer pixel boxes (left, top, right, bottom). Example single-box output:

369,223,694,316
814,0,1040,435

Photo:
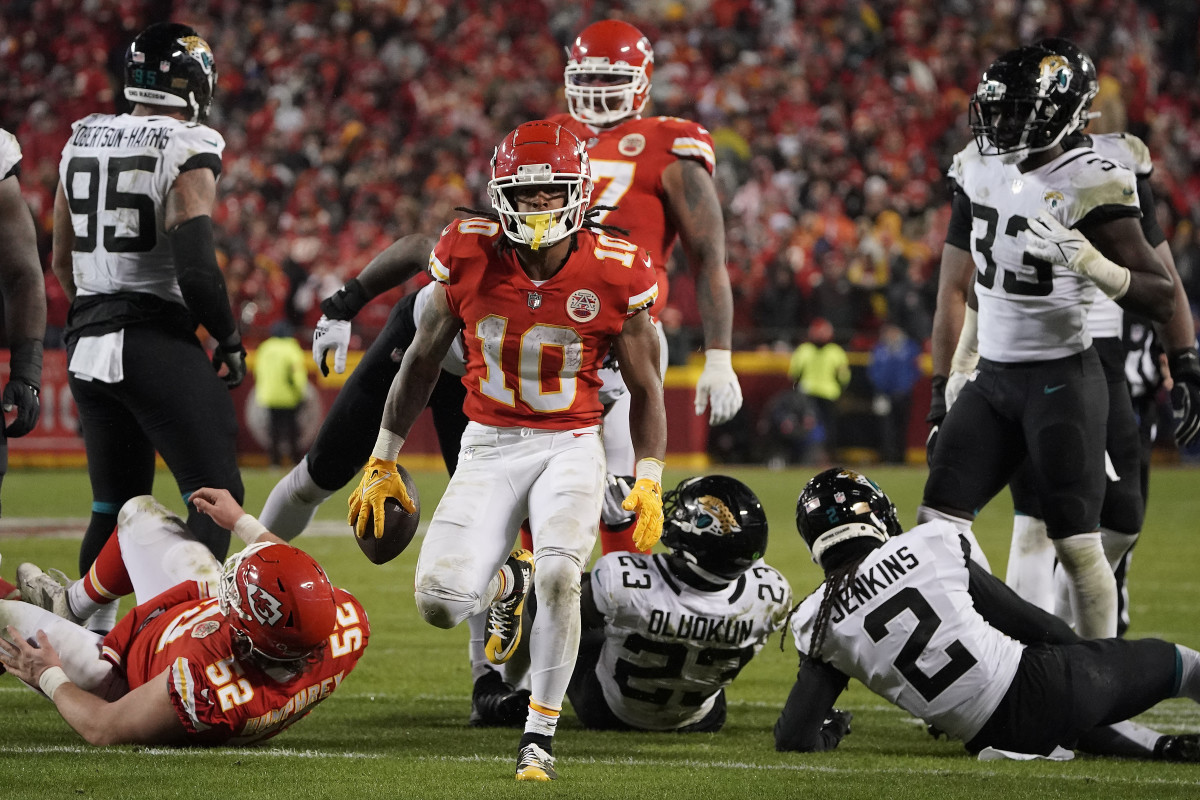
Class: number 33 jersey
589,552,792,731
430,222,658,430
58,113,224,304
789,520,1023,742
948,143,1141,362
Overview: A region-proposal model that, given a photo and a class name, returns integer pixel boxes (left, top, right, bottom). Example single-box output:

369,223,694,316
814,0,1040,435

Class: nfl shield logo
527,292,542,310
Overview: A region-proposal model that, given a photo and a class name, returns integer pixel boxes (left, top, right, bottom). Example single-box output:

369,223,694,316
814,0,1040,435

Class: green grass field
2,465,1199,799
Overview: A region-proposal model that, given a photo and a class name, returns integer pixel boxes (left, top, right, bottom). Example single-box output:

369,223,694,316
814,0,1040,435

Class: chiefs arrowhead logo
245,583,284,626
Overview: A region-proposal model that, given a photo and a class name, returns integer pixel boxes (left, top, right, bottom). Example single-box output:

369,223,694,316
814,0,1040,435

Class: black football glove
212,339,248,388
4,338,42,438
319,278,369,321
925,374,948,466
1169,347,1200,449
822,708,853,744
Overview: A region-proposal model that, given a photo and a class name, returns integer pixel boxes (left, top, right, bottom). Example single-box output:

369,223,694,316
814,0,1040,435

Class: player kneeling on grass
0,489,368,746
565,475,792,732
775,468,1200,762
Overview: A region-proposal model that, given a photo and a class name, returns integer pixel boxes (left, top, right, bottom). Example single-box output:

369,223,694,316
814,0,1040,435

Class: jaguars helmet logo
682,494,740,537
1038,55,1073,95
180,35,215,76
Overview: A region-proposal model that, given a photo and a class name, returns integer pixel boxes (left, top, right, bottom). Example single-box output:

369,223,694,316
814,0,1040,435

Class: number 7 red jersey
430,221,658,430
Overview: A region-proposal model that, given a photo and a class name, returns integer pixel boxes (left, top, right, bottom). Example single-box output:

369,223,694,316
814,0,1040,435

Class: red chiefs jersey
101,582,369,745
546,113,716,315
430,222,658,429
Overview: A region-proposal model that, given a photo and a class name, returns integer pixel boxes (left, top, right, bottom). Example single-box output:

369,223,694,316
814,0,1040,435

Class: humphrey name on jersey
825,546,920,624
71,120,173,150
646,608,756,645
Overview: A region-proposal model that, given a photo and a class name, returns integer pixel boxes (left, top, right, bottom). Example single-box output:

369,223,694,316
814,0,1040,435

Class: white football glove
1026,210,1130,299
944,370,972,411
695,349,743,425
600,474,635,527
313,316,352,376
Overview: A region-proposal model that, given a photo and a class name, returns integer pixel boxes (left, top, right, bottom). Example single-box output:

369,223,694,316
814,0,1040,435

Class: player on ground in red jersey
348,120,667,781
0,489,368,745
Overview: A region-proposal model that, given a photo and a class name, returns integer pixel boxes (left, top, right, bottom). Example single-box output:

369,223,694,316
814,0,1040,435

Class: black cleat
468,669,530,728
1155,734,1200,762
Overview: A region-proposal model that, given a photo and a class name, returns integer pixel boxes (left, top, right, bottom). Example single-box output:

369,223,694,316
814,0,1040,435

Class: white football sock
258,458,335,541
1005,515,1055,611
84,600,119,634
1054,533,1117,638
1175,645,1200,702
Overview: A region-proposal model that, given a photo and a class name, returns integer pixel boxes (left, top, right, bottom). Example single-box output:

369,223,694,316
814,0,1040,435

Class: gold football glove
348,457,415,539
621,477,664,552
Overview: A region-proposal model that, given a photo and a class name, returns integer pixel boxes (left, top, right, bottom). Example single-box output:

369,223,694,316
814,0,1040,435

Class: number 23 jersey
58,112,224,304
430,222,658,430
589,552,792,731
789,520,1023,741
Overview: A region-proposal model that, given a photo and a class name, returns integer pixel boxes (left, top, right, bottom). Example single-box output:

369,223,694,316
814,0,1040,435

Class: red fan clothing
547,113,716,316
429,222,658,430
101,582,369,745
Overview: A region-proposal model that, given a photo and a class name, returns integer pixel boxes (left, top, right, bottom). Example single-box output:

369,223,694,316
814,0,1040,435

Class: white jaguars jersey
789,520,1023,742
58,113,225,304
949,143,1140,361
410,281,467,376
590,552,792,731
1083,134,1154,339
0,129,21,179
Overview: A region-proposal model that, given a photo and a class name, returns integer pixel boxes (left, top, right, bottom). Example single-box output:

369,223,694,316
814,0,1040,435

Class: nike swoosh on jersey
1044,384,1067,394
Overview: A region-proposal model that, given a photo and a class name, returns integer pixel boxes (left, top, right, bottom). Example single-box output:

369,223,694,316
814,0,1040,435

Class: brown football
355,465,420,565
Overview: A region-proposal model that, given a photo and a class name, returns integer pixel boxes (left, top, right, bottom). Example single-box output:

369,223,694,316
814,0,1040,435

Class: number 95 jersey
58,112,224,303
589,552,792,731
430,221,658,430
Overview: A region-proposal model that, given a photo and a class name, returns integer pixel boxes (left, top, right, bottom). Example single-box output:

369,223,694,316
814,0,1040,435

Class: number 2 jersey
58,113,224,340
547,114,716,318
429,222,658,429
789,520,1023,741
101,580,368,745
947,142,1141,362
589,552,792,731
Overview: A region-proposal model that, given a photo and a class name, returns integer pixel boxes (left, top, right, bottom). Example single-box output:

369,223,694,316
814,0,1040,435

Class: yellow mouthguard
527,213,552,250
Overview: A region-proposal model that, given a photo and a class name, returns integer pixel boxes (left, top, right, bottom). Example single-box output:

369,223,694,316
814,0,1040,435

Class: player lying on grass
0,489,368,745
775,468,1200,762
566,475,793,732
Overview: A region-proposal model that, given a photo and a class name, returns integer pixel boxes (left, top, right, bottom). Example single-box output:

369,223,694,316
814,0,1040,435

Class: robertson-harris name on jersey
647,609,755,644
828,546,920,624
71,122,172,150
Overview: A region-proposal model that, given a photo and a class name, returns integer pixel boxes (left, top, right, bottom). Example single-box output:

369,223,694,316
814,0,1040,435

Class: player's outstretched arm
314,234,436,376
0,629,185,746
775,657,852,752
191,487,286,546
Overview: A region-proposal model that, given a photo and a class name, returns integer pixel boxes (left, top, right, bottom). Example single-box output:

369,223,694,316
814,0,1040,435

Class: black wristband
1169,347,1200,384
8,337,43,389
926,375,948,423
319,278,369,321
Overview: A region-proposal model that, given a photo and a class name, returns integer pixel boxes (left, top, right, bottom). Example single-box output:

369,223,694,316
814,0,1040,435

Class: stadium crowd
2,0,1199,354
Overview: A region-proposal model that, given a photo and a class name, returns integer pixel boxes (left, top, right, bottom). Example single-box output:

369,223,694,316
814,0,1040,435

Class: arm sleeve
967,559,1080,645
1135,174,1166,248
774,657,850,752
168,215,238,344
945,188,974,252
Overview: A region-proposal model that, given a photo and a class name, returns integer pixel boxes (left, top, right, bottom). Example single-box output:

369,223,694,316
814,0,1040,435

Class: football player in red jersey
349,121,667,781
549,18,741,553
0,489,368,746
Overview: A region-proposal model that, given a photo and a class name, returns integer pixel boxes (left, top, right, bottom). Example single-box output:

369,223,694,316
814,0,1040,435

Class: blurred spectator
253,320,308,467
867,322,922,464
787,318,850,465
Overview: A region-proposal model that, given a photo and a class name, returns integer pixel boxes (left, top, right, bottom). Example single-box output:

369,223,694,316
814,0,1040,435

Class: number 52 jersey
589,551,792,731
58,112,224,304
